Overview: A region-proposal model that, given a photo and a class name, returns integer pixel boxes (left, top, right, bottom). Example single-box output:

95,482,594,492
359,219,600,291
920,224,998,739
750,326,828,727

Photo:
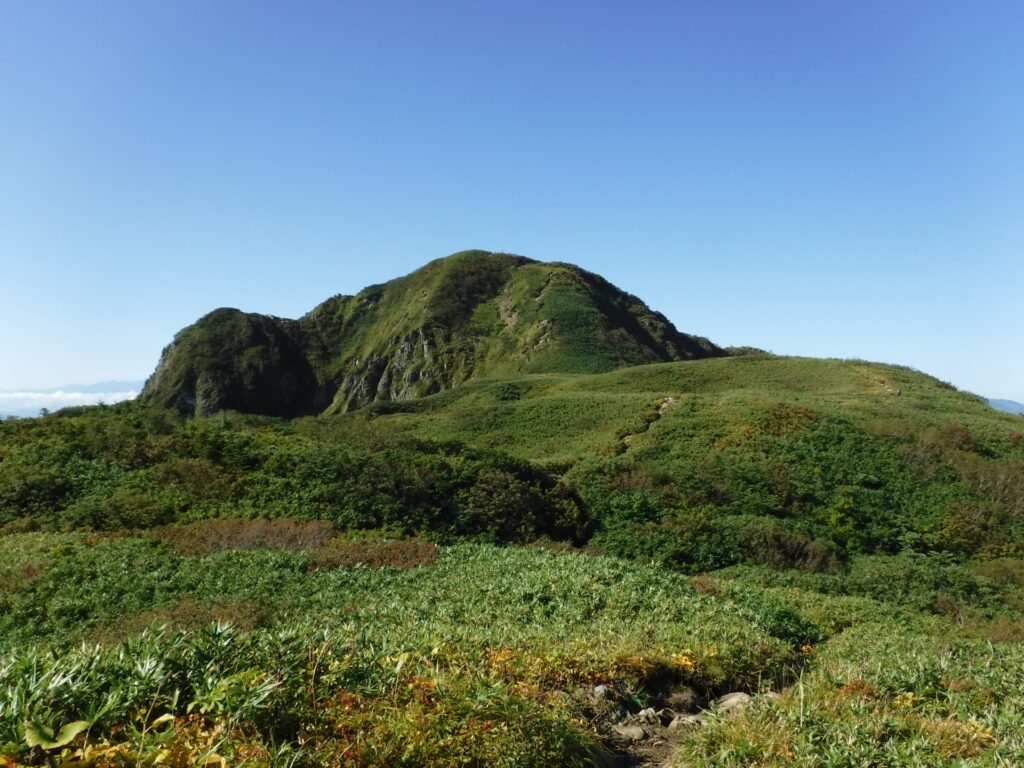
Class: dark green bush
591,494,839,574
726,584,824,647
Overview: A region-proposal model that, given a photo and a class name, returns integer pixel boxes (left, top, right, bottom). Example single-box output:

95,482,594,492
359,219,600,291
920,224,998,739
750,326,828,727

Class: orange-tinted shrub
150,517,336,554
306,537,439,571
83,599,268,643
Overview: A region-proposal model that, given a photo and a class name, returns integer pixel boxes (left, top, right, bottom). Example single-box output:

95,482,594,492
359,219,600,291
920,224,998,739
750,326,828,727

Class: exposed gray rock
637,707,660,725
715,691,753,714
334,330,462,410
667,714,704,732
611,724,647,742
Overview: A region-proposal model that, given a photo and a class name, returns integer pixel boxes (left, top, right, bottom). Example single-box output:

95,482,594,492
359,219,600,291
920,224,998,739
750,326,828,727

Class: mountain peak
141,251,725,417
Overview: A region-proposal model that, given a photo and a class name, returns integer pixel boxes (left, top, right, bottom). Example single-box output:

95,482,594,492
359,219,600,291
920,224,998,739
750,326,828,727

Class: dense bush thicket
0,404,586,544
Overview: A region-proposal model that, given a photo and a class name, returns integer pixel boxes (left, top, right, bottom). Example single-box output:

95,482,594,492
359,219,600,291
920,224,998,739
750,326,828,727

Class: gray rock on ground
715,691,753,714
667,714,705,732
611,723,648,742
593,684,613,700
637,707,660,725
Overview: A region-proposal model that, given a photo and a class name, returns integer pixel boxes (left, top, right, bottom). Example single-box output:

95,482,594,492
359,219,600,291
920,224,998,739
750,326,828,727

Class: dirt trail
619,396,680,452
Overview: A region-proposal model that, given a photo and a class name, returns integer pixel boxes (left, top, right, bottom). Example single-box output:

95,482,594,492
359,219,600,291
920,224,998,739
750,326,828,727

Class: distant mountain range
989,398,1024,415
0,381,143,418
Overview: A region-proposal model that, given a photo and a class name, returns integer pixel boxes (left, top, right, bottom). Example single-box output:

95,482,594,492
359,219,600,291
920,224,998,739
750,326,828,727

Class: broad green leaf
23,720,55,749
24,719,88,750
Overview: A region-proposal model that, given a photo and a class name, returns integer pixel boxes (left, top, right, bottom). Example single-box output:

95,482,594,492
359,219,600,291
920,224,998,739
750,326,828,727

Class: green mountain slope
7,355,1023,571
3,354,1024,766
140,251,725,417
301,354,1024,568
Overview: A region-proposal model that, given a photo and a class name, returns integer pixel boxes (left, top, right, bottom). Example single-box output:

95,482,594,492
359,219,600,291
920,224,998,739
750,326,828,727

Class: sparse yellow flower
893,691,919,709
671,653,696,672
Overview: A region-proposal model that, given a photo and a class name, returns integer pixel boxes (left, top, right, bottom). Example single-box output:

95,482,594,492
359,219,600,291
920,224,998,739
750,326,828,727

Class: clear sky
2,1,1022,400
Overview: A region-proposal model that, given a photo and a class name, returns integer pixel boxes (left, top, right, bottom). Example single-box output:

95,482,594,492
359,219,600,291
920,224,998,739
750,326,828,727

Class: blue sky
2,1,1022,400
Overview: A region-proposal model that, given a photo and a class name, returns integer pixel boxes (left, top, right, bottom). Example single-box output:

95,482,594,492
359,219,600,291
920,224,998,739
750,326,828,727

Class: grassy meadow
2,355,1024,766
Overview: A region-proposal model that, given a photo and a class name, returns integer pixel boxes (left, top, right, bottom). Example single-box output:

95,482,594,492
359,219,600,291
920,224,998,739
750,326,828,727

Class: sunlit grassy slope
301,355,1023,565
325,354,1004,463
0,534,802,766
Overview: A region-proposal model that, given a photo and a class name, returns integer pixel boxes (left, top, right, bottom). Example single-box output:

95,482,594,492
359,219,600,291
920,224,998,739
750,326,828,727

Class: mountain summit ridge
141,251,725,417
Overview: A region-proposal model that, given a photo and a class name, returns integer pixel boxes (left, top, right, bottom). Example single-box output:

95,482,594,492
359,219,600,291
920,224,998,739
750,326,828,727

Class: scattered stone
599,687,784,765
715,691,753,714
667,714,704,733
638,707,660,725
586,682,634,730
612,723,648,741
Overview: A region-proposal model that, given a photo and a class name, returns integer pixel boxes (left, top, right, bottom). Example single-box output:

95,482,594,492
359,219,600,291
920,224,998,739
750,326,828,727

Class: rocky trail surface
583,682,778,767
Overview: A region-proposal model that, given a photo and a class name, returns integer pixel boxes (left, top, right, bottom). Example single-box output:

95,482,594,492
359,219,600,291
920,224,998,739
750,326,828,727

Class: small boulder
637,707,660,725
612,724,648,742
587,683,630,728
667,714,704,733
715,692,753,714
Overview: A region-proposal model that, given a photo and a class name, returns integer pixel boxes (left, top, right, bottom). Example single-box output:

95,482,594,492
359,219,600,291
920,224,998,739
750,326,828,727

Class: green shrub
725,585,824,647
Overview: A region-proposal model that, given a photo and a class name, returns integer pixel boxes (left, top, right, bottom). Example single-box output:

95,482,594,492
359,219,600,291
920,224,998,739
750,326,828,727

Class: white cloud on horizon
0,390,139,417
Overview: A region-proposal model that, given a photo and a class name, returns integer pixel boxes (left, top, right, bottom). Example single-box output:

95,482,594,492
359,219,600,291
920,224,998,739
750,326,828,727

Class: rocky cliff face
331,328,445,411
141,251,726,417
142,309,324,417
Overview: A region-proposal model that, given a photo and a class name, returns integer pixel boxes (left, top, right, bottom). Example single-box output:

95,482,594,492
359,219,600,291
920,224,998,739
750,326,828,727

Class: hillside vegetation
3,253,1024,766
3,351,1024,765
